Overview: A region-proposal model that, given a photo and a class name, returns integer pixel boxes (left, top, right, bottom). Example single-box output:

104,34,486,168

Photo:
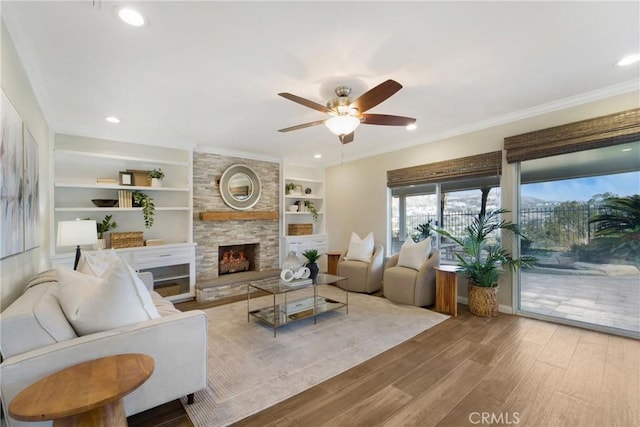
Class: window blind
386,151,502,188
504,108,640,164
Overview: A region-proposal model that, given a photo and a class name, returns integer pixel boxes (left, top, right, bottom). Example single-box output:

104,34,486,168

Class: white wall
325,91,639,309
1,22,51,310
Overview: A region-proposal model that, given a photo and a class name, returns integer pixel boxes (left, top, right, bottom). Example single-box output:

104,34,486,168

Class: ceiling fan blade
278,93,333,114
278,120,326,132
360,114,416,126
351,80,402,113
339,132,355,144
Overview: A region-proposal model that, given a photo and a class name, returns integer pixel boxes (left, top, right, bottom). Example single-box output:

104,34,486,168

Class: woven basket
468,284,499,317
288,223,313,236
110,231,144,249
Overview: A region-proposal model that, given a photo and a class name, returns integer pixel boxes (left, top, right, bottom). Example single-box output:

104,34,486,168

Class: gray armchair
383,248,440,306
337,243,384,293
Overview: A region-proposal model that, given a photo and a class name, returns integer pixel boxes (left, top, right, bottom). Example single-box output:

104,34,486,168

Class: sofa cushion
344,232,375,263
397,238,432,271
77,249,121,277
0,279,78,359
57,257,160,336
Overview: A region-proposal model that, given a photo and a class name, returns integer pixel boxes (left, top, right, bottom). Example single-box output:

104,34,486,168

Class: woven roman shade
386,151,502,188
504,108,640,163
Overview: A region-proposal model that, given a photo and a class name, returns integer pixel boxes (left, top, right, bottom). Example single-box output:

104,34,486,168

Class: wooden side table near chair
9,353,154,427
435,265,458,317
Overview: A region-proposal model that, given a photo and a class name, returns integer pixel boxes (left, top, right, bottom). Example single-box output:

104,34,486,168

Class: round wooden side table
9,353,154,427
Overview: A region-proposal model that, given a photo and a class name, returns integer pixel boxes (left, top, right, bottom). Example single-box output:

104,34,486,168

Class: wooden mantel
199,211,279,221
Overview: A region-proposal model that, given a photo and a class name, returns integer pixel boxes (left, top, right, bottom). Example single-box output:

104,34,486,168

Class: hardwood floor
130,300,640,427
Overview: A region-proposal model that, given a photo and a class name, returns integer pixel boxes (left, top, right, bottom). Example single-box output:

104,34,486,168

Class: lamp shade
57,220,98,247
325,115,361,136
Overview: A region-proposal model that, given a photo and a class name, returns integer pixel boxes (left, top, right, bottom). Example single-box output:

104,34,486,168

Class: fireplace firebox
218,243,258,275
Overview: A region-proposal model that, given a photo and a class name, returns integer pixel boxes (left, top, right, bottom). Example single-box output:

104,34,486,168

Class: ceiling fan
278,79,416,144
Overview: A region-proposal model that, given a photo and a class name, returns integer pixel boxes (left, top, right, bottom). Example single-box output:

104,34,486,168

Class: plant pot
94,238,106,250
307,262,319,284
151,178,162,187
468,283,499,317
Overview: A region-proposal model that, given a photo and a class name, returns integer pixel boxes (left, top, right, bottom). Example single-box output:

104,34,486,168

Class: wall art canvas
1,91,25,258
23,127,39,250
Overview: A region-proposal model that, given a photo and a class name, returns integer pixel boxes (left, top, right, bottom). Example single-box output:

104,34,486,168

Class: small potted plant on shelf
434,209,536,317
302,248,321,283
86,215,117,249
285,182,297,195
304,200,318,223
132,191,155,228
148,168,165,187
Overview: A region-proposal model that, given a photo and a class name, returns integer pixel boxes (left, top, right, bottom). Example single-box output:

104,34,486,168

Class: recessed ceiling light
118,8,147,27
616,54,640,67
406,123,417,131
313,154,322,159
105,116,120,123
621,148,632,152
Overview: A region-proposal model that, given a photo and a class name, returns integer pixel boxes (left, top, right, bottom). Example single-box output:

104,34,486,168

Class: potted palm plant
302,248,321,283
435,209,536,317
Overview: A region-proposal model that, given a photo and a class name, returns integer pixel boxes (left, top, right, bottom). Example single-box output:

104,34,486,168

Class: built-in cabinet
51,134,195,301
281,165,328,269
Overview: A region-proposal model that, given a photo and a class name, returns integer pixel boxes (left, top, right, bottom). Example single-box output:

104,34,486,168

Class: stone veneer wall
193,151,280,282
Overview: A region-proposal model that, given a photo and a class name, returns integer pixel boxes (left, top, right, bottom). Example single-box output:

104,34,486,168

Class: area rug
184,286,448,426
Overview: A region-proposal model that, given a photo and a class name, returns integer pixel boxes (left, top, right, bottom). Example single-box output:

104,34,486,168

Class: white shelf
285,177,323,184
284,195,323,200
55,182,189,192
55,207,190,212
285,212,324,215
55,149,190,166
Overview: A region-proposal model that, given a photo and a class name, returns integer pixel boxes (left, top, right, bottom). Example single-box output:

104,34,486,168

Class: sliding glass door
518,142,640,336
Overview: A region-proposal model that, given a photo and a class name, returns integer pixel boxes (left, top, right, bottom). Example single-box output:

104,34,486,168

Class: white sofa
0,270,207,427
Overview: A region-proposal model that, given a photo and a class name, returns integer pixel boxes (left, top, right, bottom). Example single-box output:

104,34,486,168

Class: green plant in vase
302,248,321,283
97,214,117,239
304,200,318,223
148,168,165,187
285,182,297,195
132,191,155,228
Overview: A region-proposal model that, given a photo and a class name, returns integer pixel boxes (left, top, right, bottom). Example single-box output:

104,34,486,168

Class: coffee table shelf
247,273,348,336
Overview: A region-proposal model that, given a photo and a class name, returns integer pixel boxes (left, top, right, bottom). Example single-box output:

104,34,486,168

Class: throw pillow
397,238,432,270
344,232,375,263
76,249,121,277
57,257,160,336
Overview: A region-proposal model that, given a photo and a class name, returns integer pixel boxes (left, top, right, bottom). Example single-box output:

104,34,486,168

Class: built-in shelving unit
51,134,196,301
281,165,328,268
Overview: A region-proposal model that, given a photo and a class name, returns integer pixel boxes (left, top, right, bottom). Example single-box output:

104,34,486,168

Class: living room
1,2,639,426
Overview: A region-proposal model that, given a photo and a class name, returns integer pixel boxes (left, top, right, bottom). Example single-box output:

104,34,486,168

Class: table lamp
57,220,98,270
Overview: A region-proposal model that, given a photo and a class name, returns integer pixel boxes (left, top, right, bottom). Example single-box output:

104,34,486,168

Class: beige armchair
337,243,384,293
383,248,440,306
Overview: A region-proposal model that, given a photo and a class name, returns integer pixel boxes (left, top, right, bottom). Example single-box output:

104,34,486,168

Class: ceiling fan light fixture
118,8,147,27
325,115,361,136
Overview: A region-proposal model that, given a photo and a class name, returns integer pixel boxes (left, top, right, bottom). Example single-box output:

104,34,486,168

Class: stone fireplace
218,243,258,275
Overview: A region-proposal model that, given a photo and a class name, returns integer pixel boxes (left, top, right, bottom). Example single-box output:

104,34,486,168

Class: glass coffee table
247,273,348,337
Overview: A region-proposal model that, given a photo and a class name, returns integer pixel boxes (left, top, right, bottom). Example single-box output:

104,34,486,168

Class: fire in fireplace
218,243,258,275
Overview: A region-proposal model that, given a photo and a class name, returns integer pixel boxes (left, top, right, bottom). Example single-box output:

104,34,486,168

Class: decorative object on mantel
148,168,164,187
132,191,155,228
219,164,262,210
434,209,537,317
302,248,321,283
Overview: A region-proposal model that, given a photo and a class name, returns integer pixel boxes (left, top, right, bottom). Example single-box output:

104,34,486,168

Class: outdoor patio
520,267,640,334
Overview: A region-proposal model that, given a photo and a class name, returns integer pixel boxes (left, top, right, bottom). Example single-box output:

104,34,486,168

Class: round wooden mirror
219,164,261,210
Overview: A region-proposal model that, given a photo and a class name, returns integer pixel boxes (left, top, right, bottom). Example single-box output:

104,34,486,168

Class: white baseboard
457,296,514,314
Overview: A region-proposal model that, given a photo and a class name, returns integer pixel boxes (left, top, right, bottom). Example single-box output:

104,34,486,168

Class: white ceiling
3,1,639,166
